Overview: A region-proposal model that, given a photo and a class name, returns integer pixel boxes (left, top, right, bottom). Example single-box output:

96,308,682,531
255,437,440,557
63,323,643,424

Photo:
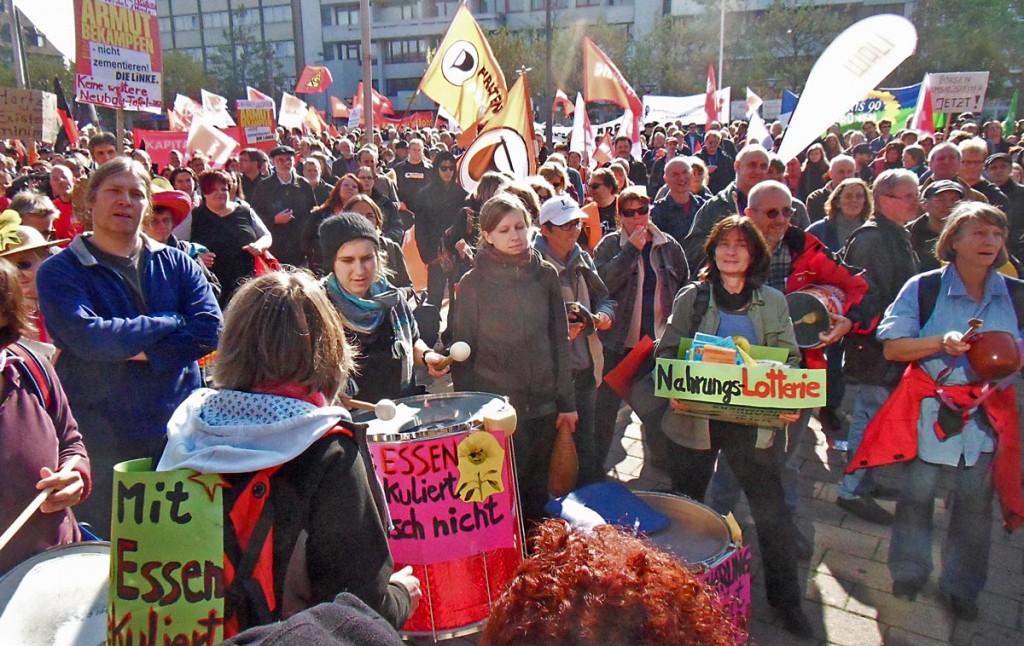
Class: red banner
380,111,435,131
134,127,242,170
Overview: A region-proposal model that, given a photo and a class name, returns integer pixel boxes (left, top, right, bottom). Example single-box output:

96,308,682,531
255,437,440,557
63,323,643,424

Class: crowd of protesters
1,108,1023,641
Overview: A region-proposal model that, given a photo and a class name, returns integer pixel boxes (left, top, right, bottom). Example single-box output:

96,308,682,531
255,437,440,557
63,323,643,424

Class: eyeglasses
551,220,582,231
755,206,794,219
588,183,607,190
620,205,650,218
884,193,918,202
439,165,456,171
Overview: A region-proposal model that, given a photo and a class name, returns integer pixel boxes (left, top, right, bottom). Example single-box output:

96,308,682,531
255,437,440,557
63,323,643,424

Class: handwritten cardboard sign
368,430,518,565
698,545,752,625
654,359,827,408
74,0,163,112
0,88,59,143
236,99,277,150
108,459,226,645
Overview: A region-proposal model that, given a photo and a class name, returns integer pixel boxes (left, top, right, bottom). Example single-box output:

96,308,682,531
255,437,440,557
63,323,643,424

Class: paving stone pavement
416,375,1024,645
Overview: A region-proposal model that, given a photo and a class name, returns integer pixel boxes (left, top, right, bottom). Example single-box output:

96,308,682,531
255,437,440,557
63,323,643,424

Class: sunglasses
620,205,650,218
15,260,36,271
588,183,607,190
439,165,456,171
756,206,795,220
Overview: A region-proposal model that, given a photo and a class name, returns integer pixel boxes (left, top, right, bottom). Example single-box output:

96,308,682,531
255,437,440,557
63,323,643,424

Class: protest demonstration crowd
2,3,1024,646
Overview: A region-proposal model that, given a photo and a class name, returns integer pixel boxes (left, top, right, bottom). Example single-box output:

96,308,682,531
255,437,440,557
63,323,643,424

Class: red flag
705,64,719,128
53,77,79,148
330,96,350,119
582,38,642,158
553,88,574,117
296,66,334,94
908,74,934,135
328,124,339,137
247,86,274,103
352,82,395,120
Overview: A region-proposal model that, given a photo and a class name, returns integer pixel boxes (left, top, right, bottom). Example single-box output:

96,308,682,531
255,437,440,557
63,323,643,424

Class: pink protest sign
699,545,752,626
368,429,518,565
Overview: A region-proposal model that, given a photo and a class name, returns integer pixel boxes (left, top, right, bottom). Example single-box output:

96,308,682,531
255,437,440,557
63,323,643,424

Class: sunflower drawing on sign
455,431,506,503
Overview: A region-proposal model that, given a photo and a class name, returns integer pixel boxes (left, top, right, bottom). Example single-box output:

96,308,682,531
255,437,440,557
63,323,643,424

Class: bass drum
0,542,109,646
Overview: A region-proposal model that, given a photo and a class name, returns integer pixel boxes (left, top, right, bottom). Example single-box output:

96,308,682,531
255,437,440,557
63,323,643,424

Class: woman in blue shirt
858,202,1024,620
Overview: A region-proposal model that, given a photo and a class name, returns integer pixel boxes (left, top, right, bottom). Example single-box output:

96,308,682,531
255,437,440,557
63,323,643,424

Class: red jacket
847,363,1024,532
782,227,869,368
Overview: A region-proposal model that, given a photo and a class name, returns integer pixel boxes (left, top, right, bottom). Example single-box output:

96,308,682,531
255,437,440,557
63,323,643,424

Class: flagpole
6,0,27,89
360,0,373,143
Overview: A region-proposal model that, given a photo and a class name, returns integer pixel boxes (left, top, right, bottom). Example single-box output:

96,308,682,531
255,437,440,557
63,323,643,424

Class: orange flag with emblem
296,66,334,94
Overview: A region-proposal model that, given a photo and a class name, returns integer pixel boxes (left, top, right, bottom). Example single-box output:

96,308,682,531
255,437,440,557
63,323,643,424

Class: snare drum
0,542,109,646
353,392,523,641
787,284,847,348
635,492,752,626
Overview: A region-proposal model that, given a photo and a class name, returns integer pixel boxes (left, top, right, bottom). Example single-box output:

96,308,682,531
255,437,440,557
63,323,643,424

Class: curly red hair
481,519,744,646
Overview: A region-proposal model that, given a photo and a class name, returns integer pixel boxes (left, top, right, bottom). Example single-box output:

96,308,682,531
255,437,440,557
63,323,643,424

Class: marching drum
0,542,109,646
353,392,523,641
635,492,752,626
786,284,847,348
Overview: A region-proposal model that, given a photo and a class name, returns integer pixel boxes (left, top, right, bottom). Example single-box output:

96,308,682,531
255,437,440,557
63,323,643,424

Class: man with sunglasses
709,180,867,530
534,196,615,486
581,168,619,252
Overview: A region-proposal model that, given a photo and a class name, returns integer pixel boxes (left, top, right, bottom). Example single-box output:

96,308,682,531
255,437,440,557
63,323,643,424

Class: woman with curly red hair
481,519,742,646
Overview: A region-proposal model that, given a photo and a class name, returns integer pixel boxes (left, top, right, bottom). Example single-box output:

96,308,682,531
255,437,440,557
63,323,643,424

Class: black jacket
250,173,317,267
414,179,468,264
452,249,575,419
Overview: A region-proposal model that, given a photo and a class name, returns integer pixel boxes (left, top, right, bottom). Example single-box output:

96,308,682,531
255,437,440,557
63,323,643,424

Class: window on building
426,0,461,17
204,11,230,30
386,78,420,95
236,9,259,26
575,0,599,6
172,14,200,31
504,0,524,12
607,0,633,5
263,5,292,23
158,17,172,32
384,38,432,64
271,41,296,58
329,3,360,26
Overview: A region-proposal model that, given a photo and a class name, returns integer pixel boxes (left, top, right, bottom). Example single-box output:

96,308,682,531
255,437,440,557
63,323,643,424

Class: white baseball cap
538,195,586,226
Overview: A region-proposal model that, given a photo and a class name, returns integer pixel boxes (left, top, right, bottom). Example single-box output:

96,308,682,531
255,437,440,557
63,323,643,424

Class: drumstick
435,342,472,370
0,455,82,554
346,398,399,421
793,311,820,326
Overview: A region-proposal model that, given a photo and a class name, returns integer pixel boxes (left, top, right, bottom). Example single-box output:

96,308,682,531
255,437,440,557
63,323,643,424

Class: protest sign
654,338,825,427
108,459,226,645
187,122,241,168
381,111,435,130
0,88,59,143
74,0,163,112
698,546,752,625
132,128,186,170
368,429,518,565
929,71,990,113
236,99,277,150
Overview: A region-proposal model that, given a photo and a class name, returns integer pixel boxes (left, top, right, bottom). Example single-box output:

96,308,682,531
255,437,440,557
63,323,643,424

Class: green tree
161,50,216,104
0,49,73,92
206,10,286,102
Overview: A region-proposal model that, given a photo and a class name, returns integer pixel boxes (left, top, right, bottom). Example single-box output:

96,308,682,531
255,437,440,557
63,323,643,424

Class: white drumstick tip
449,341,472,362
375,399,398,421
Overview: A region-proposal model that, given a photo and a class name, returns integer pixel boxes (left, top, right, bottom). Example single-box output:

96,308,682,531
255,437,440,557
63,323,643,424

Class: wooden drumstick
347,398,398,421
548,427,578,498
0,455,82,554
793,311,820,326
435,341,472,370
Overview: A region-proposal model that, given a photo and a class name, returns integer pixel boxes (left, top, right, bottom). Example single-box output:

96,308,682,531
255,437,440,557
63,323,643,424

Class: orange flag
582,38,642,115
296,66,334,94
704,63,719,128
457,74,536,194
553,88,574,117
330,96,350,119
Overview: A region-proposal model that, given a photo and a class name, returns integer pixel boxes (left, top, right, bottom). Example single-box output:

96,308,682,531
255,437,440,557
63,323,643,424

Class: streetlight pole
545,0,554,149
718,0,725,89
